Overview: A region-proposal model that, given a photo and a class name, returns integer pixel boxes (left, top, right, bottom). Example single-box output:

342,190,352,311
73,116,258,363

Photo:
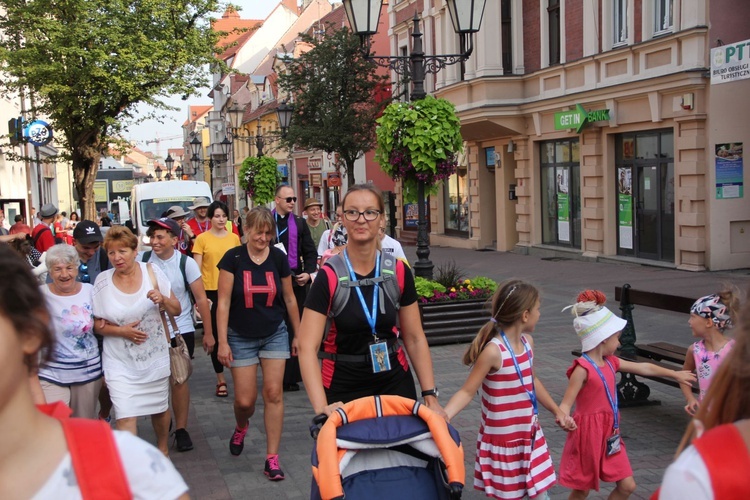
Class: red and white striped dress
475,336,556,499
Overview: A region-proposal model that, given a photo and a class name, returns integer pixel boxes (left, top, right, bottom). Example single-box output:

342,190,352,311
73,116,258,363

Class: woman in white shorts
93,226,181,456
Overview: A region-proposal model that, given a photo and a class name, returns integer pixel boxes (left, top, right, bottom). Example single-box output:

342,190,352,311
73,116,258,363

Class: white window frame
654,0,674,35
613,0,628,47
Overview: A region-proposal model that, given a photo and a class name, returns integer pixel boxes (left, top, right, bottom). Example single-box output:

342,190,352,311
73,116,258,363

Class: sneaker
174,428,193,452
264,456,285,481
229,425,248,456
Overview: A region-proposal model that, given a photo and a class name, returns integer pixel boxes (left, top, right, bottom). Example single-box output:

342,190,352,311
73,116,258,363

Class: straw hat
304,197,323,210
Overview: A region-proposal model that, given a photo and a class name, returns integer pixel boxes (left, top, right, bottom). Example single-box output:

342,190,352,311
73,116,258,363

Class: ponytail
463,321,496,366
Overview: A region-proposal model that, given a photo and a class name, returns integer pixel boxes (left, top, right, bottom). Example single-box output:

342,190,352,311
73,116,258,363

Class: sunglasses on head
279,196,297,203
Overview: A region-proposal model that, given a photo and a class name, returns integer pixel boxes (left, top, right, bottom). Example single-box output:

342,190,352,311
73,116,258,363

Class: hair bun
577,289,607,305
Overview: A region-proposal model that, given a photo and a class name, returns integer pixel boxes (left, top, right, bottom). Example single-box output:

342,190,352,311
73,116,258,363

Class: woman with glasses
298,184,446,419
38,244,102,419
192,200,241,398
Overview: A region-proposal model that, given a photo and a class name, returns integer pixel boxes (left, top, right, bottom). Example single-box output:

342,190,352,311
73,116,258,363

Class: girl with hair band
557,290,696,500
680,288,740,416
655,292,750,499
192,200,241,398
444,280,575,500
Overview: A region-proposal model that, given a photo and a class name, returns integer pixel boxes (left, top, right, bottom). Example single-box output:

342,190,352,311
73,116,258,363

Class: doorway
616,131,674,262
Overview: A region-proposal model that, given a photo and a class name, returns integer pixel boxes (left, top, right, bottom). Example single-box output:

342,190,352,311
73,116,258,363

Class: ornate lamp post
189,135,232,193
175,165,184,180
154,165,163,181
164,154,175,179
343,0,486,279
227,101,294,158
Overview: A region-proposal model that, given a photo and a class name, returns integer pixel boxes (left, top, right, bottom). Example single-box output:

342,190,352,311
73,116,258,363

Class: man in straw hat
303,197,330,249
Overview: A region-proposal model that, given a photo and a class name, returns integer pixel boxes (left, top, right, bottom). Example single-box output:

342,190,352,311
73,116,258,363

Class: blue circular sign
24,119,54,147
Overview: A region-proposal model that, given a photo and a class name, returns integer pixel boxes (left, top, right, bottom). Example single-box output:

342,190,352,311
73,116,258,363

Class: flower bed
415,276,497,304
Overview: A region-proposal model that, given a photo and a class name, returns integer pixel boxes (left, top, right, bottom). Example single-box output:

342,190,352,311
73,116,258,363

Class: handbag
146,263,193,385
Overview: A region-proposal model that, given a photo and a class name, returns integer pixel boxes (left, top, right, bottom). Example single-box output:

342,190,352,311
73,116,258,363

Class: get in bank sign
711,38,750,85
554,104,611,133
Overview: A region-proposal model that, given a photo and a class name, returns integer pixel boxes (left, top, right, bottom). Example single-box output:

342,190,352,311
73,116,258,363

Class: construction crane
144,134,183,157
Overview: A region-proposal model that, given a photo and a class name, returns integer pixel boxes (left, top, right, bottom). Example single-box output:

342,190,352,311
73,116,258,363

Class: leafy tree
0,0,227,219
278,24,389,187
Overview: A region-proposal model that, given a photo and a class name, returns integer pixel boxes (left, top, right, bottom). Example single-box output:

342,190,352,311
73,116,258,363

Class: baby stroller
310,395,464,500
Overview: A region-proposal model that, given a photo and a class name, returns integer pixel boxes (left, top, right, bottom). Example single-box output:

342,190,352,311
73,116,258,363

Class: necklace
248,246,267,263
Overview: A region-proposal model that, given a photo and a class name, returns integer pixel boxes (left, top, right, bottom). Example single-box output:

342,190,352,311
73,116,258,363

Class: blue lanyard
499,332,538,415
275,213,288,240
582,353,619,430
342,250,380,337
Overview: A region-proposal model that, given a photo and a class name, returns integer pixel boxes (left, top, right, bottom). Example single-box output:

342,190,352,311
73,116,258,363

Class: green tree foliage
0,0,227,219
278,24,389,187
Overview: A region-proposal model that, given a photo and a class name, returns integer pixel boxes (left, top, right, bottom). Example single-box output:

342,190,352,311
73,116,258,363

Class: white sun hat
574,305,627,352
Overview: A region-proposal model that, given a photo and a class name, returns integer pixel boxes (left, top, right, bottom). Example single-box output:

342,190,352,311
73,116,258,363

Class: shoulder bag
146,263,193,385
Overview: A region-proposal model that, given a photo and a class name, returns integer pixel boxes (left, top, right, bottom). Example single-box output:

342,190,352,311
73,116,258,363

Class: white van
130,180,212,244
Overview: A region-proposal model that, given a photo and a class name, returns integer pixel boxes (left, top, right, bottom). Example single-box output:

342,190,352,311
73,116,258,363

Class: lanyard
582,353,619,430
499,332,538,415
275,213,288,240
195,219,209,234
343,249,380,338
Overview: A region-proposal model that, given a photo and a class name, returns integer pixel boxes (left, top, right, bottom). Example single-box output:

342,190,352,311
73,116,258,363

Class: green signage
554,104,611,133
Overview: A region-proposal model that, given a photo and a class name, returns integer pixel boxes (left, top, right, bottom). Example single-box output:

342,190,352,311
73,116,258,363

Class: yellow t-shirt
192,230,241,291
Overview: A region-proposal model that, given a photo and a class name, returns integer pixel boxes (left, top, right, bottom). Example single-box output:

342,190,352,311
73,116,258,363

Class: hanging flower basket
239,156,281,205
375,96,463,202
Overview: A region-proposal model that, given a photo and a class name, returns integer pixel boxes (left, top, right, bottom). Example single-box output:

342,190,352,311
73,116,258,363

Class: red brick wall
565,0,583,62
634,0,642,43
523,0,541,73
394,0,424,26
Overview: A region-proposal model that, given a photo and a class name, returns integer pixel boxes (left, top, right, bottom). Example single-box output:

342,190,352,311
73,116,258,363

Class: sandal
216,382,228,398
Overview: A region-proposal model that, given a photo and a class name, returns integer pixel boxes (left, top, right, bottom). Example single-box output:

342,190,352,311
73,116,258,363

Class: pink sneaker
264,455,285,481
229,425,248,456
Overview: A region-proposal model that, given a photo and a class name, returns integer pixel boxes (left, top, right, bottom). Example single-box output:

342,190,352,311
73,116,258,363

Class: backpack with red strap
320,251,406,343
39,402,131,499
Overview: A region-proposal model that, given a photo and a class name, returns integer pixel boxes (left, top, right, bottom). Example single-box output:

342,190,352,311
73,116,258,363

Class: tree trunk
71,148,101,221
345,158,356,187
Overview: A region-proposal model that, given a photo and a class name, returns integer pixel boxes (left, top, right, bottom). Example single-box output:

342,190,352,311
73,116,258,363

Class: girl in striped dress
446,280,576,499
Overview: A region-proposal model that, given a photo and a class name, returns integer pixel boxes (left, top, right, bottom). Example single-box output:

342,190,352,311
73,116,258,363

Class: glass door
635,165,659,259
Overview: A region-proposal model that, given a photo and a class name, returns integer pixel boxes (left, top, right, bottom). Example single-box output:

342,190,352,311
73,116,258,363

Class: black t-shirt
305,259,417,355
218,245,291,338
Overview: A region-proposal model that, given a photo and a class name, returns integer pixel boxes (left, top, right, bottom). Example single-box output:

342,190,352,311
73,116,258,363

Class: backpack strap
99,247,110,271
32,226,51,246
693,423,750,497
141,250,152,263
60,417,131,499
179,253,195,305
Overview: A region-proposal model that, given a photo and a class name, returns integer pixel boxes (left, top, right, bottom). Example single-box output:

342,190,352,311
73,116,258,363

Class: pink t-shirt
692,338,735,399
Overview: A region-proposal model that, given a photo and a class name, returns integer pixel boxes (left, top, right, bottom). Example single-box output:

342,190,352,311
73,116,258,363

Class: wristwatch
421,388,439,399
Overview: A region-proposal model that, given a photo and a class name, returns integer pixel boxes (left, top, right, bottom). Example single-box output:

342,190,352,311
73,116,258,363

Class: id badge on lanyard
343,251,390,374
582,353,621,456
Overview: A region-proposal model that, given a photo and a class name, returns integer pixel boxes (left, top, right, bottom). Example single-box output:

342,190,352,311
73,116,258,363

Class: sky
125,0,282,158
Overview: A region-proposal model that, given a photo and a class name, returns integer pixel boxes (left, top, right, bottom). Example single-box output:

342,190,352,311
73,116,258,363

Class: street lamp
227,101,295,158
175,165,184,180
155,165,163,181
190,134,232,193
165,154,174,178
343,0,486,279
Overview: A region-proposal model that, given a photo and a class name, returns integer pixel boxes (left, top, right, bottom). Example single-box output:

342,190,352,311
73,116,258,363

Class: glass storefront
541,139,581,248
444,165,468,236
616,130,674,262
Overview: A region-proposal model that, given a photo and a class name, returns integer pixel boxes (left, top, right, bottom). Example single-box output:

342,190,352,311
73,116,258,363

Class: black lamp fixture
154,165,163,180
146,173,154,183
227,100,294,158
164,154,175,178
175,165,184,180
342,0,486,279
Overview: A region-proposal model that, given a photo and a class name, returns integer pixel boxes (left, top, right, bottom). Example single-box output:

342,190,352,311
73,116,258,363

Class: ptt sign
711,38,750,85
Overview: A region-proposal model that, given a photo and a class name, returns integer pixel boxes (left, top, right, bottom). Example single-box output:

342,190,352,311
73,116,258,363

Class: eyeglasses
78,262,90,284
278,196,297,203
343,209,381,222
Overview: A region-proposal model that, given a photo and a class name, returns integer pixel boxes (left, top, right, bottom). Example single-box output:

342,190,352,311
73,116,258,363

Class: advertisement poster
556,168,570,242
618,194,633,250
404,203,418,228
93,180,109,203
715,143,743,199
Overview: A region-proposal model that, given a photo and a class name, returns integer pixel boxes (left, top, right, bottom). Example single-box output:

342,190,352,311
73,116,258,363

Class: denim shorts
227,322,290,367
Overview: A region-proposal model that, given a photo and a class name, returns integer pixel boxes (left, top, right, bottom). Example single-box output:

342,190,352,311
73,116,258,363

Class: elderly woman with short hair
92,226,181,455
38,244,103,419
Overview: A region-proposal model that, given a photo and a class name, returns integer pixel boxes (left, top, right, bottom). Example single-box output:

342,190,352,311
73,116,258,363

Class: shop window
548,0,561,66
613,0,628,46
654,0,673,35
540,139,580,248
444,166,468,236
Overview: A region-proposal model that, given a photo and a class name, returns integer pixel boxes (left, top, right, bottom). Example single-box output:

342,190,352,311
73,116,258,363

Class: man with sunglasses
273,185,317,392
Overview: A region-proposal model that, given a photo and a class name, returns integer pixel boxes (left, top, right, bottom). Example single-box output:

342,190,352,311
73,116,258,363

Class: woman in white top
0,244,189,499
38,244,102,419
92,226,181,456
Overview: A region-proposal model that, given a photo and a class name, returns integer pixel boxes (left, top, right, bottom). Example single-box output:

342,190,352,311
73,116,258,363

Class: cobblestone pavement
136,247,749,499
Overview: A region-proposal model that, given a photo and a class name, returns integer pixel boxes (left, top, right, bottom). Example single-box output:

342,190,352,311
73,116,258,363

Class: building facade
393,0,750,271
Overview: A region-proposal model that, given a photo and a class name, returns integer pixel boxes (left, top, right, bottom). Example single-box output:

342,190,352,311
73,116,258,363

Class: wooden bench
572,284,698,406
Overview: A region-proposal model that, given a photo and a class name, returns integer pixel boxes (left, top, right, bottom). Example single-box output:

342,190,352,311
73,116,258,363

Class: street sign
711,38,750,85
221,183,236,195
554,104,610,133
